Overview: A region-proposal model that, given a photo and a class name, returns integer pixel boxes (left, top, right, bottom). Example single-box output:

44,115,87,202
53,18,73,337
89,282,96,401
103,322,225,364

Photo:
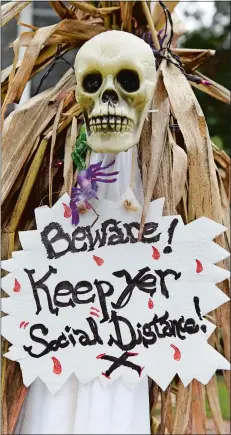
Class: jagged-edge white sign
1,189,230,394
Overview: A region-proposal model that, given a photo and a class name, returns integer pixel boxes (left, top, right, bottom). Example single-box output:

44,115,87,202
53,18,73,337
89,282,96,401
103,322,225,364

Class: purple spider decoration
70,160,119,225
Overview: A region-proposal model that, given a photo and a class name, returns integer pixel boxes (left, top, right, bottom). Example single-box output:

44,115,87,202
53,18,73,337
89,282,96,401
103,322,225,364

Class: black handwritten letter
23,324,50,358
155,269,181,299
108,310,137,351
41,222,71,259
85,226,106,252
73,281,95,304
24,266,58,315
142,222,161,244
94,280,114,323
123,222,140,243
71,226,88,252
86,317,103,345
54,281,75,308
106,219,129,245
112,267,156,309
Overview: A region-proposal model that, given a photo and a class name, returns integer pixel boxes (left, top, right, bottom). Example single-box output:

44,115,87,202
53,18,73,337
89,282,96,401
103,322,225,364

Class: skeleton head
74,31,156,153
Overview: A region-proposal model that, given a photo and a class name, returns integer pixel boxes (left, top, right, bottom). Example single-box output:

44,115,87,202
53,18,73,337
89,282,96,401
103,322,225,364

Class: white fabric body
15,148,150,435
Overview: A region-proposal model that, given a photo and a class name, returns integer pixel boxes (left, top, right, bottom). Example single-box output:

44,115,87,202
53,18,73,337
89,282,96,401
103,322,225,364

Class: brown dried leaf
171,136,188,207
165,393,174,434
151,416,160,434
173,381,192,434
139,69,170,237
157,388,170,434
191,380,207,434
213,144,230,202
54,18,104,41
152,132,175,214
120,1,134,32
2,20,65,119
2,360,27,435
49,101,64,206
61,116,78,195
49,1,76,19
2,69,76,204
8,37,20,89
191,71,230,104
68,1,119,18
161,60,223,223
184,50,215,72
1,1,31,27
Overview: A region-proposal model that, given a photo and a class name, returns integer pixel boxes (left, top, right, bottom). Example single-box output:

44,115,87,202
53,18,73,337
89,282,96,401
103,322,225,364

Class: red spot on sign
13,279,21,292
93,255,104,266
90,311,99,318
170,344,181,361
51,356,62,375
90,307,100,313
148,298,154,309
20,321,25,329
102,372,111,379
24,322,29,329
196,259,203,273
96,353,105,359
62,203,72,218
152,246,160,260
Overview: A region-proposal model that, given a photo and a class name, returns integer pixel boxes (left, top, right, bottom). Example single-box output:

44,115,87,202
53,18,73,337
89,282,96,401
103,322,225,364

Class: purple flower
70,160,119,225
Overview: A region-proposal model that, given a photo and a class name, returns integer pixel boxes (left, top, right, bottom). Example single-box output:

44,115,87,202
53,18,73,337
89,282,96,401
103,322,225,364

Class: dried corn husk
1,1,31,27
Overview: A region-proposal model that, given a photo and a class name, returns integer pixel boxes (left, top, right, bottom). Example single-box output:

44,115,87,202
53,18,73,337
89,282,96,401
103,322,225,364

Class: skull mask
74,31,156,153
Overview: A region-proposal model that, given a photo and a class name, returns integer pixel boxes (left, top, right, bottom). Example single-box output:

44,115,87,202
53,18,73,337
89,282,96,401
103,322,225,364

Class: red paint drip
51,356,62,375
62,203,72,218
126,352,139,356
93,255,104,266
148,298,154,309
13,279,21,292
96,353,105,359
152,246,160,260
196,259,203,273
102,372,111,379
24,322,29,329
90,307,100,313
20,321,25,329
90,311,99,318
170,344,181,361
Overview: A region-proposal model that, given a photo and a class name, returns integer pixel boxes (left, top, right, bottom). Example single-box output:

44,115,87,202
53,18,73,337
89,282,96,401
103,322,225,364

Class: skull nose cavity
102,89,119,105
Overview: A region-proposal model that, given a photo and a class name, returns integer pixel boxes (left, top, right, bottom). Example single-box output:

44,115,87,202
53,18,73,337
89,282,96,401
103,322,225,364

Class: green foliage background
180,1,230,155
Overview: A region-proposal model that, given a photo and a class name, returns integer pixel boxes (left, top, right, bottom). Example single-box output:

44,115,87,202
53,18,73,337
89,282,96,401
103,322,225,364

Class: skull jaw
86,130,139,154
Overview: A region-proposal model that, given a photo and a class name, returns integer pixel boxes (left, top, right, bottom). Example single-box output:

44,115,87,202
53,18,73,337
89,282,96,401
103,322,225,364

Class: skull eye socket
116,69,140,93
82,72,103,93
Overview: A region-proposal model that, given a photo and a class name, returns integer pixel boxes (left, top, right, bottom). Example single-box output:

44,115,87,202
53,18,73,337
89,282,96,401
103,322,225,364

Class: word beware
41,219,162,259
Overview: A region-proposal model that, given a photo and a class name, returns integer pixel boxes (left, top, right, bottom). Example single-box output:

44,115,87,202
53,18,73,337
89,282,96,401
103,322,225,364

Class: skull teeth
89,116,133,134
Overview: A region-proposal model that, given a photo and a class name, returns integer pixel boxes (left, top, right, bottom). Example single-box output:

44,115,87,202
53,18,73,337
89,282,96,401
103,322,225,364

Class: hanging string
33,45,75,97
140,1,211,87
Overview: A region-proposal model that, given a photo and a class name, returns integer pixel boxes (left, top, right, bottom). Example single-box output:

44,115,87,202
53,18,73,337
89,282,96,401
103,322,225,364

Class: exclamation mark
163,218,178,254
193,296,202,320
193,296,207,333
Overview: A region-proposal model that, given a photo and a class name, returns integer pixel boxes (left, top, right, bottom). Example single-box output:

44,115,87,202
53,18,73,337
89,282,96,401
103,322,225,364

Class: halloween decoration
74,31,156,153
70,160,119,224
